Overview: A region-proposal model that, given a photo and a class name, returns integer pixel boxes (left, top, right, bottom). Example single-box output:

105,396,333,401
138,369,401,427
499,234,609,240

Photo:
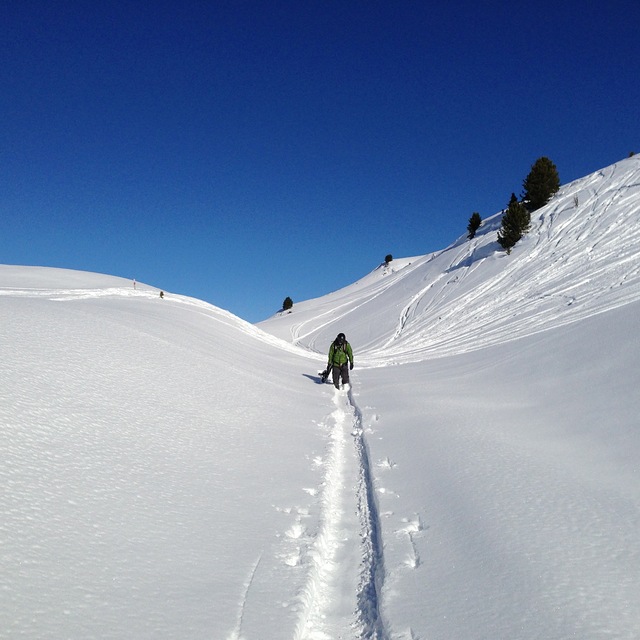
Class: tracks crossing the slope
295,388,387,640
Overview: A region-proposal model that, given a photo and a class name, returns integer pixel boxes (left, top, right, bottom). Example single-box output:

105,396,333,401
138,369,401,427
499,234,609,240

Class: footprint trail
295,387,387,640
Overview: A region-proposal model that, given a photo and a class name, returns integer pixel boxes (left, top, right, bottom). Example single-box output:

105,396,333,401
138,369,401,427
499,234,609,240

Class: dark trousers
332,363,350,389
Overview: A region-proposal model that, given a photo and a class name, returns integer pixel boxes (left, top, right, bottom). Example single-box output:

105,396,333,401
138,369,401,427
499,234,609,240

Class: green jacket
328,341,353,367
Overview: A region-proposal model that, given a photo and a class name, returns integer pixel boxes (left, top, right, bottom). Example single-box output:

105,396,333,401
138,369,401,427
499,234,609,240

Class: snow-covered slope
2,156,640,640
0,269,332,639
260,156,640,363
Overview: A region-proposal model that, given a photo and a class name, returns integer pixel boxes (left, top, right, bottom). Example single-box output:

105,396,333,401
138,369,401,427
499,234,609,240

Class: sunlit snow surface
2,157,640,639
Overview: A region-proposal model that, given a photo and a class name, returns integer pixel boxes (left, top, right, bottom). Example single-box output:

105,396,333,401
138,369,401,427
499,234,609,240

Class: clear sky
2,1,638,322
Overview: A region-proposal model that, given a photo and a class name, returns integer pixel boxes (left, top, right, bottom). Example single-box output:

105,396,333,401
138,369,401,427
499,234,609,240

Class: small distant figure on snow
321,333,354,389
133,279,137,290
159,291,164,299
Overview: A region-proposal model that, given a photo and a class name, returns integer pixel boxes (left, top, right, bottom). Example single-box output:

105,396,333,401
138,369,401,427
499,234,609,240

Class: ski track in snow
294,387,387,640
227,553,263,640
349,387,387,640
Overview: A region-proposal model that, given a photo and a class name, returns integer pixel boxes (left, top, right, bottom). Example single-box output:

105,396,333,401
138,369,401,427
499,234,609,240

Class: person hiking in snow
322,333,354,389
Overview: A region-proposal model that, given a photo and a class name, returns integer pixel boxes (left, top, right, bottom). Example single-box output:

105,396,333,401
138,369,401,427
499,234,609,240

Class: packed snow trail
295,387,387,640
349,386,386,640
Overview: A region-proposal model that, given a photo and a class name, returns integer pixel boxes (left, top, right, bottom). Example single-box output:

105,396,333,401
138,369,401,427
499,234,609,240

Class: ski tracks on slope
227,553,263,640
294,387,387,640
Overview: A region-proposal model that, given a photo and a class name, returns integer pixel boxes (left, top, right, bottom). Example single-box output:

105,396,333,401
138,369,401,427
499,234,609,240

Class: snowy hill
261,156,640,360
2,156,640,639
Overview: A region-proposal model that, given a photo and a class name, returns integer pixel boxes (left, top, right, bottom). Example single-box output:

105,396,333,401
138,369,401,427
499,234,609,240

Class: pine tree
282,296,293,311
522,156,560,211
467,212,482,239
497,193,530,254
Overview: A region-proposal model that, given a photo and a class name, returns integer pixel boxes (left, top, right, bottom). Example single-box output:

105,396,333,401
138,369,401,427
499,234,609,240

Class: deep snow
2,156,640,639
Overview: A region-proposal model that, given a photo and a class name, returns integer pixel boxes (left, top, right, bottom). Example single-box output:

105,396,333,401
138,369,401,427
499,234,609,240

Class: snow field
357,306,640,639
3,155,640,639
1,285,330,639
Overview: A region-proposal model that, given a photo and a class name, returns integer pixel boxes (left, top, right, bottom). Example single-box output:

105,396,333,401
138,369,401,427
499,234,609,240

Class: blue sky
2,1,638,322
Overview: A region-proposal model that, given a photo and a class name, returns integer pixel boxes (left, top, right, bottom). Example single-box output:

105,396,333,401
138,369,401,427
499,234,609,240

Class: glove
350,362,354,370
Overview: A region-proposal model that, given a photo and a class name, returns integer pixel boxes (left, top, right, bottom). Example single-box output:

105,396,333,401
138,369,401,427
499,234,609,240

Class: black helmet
336,333,346,343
